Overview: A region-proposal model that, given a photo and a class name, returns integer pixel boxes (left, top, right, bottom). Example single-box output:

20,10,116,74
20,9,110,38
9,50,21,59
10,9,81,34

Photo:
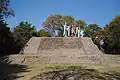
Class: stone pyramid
22,37,103,55
18,37,106,64
9,37,120,64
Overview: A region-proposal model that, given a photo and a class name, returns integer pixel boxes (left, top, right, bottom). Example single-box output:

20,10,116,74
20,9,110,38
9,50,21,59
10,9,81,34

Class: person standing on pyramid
66,24,71,37
63,22,67,37
71,25,76,37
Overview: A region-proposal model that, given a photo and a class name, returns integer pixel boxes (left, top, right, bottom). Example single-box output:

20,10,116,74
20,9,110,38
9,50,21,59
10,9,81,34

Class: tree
104,16,120,53
13,21,37,52
0,0,14,20
84,24,102,38
0,0,15,55
0,21,15,54
101,24,113,53
42,14,59,36
14,21,37,40
38,29,50,37
42,14,75,36
84,24,103,47
75,20,86,29
62,15,75,26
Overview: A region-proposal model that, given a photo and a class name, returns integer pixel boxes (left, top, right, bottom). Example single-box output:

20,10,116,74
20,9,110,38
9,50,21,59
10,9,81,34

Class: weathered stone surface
22,37,41,54
9,37,120,64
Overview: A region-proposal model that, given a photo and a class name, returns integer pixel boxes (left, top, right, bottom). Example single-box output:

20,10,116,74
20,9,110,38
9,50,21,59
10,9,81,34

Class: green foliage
0,0,15,55
38,29,50,37
75,20,86,29
103,16,120,53
81,16,120,54
62,15,75,25
42,14,76,36
0,20,15,54
42,14,58,36
13,21,37,52
0,0,14,20
84,24,102,38
14,21,37,40
42,14,88,37
84,24,103,49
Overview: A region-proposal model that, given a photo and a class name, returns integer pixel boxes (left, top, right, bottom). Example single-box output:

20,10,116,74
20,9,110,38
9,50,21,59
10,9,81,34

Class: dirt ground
2,63,120,80
5,54,120,80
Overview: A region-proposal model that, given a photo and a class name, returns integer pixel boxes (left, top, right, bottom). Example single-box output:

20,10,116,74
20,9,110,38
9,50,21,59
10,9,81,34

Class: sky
6,0,120,30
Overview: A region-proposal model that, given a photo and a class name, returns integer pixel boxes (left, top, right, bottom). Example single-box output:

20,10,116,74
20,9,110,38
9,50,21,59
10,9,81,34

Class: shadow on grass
31,65,120,80
0,55,29,80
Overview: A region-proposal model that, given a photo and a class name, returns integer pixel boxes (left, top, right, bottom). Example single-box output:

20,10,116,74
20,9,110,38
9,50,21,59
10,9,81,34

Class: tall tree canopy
42,14,87,36
0,20,14,54
0,0,14,20
42,14,59,36
84,24,103,47
62,15,75,26
13,21,37,52
75,20,86,29
38,29,50,37
0,0,15,54
14,21,37,40
84,24,102,37
103,16,120,53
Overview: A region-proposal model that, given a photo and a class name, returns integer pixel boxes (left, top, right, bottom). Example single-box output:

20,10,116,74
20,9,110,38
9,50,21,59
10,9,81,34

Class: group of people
63,22,84,37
